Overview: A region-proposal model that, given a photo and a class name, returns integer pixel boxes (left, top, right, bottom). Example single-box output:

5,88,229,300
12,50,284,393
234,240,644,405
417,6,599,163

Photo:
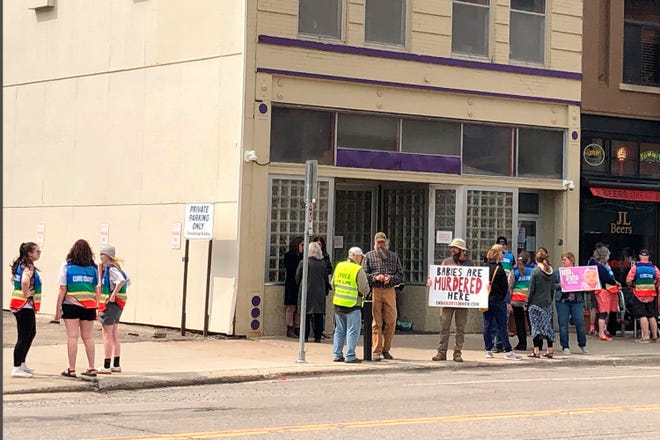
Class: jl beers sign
611,211,632,234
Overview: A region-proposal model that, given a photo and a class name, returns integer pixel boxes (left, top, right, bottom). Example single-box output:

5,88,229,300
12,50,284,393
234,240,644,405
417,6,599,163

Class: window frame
451,0,491,59
509,0,546,65
364,0,408,49
297,0,345,41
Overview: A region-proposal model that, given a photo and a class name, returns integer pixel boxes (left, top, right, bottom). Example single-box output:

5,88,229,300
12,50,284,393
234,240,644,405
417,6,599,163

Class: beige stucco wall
3,1,246,334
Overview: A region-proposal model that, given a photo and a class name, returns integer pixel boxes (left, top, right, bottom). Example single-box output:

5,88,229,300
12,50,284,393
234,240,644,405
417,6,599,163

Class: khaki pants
437,307,468,354
372,287,397,354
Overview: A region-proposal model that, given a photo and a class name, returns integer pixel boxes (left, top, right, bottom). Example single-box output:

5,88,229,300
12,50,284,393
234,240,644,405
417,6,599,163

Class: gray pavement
3,311,660,395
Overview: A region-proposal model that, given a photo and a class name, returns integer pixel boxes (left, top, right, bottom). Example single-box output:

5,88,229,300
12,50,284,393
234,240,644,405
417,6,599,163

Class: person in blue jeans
483,245,522,360
331,247,370,363
554,252,588,355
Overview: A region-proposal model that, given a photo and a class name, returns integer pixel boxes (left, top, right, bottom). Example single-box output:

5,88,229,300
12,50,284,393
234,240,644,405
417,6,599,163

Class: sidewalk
4,312,660,395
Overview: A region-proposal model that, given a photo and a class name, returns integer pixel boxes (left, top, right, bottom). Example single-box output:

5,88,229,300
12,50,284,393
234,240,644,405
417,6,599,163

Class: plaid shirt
362,249,404,288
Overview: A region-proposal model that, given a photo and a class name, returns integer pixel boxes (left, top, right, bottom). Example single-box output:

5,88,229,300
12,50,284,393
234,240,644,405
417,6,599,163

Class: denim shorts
62,304,97,321
99,302,123,325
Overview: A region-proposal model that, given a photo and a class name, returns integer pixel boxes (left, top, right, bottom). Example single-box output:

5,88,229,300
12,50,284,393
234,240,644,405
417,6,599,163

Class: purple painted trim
336,149,461,175
257,67,581,106
259,35,582,81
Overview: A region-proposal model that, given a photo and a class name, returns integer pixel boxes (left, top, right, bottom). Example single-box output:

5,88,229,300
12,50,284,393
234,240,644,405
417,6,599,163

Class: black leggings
533,334,553,349
305,313,324,341
13,308,36,367
512,306,528,349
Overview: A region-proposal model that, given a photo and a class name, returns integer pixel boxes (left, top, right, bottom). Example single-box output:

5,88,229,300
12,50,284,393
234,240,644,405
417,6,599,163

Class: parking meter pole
363,299,372,361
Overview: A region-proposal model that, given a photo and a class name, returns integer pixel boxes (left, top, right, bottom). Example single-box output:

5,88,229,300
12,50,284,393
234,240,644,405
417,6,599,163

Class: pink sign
559,266,602,292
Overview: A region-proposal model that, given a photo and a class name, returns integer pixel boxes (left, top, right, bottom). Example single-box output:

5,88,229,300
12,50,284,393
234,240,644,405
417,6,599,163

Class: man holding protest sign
429,238,473,363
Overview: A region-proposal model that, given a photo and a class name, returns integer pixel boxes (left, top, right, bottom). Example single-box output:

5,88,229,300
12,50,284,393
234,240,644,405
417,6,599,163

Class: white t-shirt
105,266,128,290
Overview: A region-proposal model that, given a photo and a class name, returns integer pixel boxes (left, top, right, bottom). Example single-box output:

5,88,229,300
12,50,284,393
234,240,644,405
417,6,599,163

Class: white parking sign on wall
184,203,214,239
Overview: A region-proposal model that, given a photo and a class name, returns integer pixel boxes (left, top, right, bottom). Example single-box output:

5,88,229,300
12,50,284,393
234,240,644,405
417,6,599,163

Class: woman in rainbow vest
97,245,130,374
511,250,533,351
54,239,100,379
9,242,42,378
626,249,660,343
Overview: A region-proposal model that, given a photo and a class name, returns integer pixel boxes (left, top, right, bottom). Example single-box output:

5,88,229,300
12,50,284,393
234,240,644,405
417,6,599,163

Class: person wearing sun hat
626,249,660,343
97,245,131,374
429,238,473,363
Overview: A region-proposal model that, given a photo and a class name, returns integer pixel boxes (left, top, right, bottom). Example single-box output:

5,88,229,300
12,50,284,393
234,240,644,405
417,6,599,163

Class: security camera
244,150,258,163
562,179,575,191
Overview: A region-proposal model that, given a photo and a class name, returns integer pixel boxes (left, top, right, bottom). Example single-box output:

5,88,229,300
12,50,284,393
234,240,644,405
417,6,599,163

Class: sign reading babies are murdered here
428,265,489,308
184,203,214,240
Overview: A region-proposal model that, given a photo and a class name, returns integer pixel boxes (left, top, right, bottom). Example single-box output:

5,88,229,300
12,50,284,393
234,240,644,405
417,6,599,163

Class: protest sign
428,265,489,308
559,265,601,292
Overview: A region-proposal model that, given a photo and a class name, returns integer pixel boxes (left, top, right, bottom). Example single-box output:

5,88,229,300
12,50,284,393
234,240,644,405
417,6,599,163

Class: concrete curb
6,354,660,395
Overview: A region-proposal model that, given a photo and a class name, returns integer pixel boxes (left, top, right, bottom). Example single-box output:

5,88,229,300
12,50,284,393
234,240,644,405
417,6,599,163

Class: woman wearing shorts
589,246,620,342
98,245,130,374
54,240,100,378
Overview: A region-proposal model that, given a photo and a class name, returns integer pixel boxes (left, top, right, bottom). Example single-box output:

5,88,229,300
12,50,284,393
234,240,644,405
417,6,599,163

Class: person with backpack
97,245,130,374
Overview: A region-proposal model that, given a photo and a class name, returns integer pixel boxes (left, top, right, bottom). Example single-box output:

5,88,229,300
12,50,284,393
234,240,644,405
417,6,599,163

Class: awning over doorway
590,186,660,202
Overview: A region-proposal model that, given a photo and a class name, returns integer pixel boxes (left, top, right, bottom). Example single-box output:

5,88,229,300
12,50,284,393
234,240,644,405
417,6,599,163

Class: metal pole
363,297,373,361
203,239,213,337
297,160,317,363
297,232,310,363
180,239,190,336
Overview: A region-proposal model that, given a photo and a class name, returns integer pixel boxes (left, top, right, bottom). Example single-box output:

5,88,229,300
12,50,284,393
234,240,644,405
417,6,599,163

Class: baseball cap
496,236,508,245
348,247,363,256
374,232,388,242
639,249,649,256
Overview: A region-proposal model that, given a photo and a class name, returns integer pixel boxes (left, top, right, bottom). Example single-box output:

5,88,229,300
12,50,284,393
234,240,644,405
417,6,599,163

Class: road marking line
406,373,660,386
90,403,660,440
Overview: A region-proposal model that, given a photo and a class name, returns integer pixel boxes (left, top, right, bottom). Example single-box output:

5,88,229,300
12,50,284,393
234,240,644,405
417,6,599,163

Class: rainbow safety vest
66,263,98,309
501,252,514,276
332,260,363,308
9,264,42,312
633,262,658,300
511,265,533,303
100,266,128,311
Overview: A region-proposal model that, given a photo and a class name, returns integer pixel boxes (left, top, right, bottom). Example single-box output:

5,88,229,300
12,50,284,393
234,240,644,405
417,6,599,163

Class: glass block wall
465,189,514,264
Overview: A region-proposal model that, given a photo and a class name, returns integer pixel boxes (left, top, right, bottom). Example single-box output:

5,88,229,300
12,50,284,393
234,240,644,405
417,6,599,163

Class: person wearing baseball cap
363,232,403,361
97,245,130,374
626,249,660,342
331,247,370,363
430,238,472,363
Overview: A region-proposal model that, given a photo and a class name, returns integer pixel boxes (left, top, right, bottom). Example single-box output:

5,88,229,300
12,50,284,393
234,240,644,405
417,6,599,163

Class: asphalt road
4,364,660,439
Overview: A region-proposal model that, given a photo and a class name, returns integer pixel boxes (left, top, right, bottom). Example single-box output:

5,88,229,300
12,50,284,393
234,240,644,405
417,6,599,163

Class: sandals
81,368,98,377
598,335,612,342
527,352,541,358
61,368,76,378
542,352,554,359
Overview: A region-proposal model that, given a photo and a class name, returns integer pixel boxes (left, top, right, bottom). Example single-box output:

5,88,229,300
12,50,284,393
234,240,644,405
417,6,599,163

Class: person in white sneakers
97,245,130,374
483,245,522,360
9,242,43,378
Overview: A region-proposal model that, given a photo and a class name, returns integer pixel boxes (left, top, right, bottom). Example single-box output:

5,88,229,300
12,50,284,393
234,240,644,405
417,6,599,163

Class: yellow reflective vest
332,260,363,308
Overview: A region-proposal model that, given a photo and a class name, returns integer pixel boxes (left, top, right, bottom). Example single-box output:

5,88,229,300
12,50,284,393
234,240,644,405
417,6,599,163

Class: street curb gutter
5,354,660,395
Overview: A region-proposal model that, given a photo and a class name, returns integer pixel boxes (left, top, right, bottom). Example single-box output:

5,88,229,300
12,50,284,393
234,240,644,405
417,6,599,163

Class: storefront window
581,138,608,174
517,128,563,178
267,178,330,283
462,124,514,176
640,143,660,179
270,107,334,164
337,114,399,151
402,119,461,156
